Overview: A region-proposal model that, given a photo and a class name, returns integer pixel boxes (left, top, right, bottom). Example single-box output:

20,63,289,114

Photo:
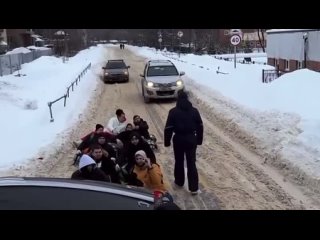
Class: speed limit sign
230,34,241,46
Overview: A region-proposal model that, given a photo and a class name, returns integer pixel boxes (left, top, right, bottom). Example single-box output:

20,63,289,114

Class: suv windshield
106,61,126,69
147,66,178,76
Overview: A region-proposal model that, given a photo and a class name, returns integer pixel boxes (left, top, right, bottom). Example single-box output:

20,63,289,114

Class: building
0,29,7,43
6,29,33,49
266,29,320,72
0,29,8,53
243,31,267,50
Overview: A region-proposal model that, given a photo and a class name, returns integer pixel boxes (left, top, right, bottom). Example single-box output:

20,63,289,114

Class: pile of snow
5,47,31,55
26,46,50,51
0,45,106,170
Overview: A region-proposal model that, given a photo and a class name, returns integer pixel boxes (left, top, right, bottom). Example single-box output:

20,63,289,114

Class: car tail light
153,190,163,203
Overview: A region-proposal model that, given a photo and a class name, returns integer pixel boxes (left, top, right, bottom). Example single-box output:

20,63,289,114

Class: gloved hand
76,150,82,155
115,164,121,172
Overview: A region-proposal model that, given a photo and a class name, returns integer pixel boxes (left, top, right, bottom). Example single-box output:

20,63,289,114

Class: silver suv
140,60,185,103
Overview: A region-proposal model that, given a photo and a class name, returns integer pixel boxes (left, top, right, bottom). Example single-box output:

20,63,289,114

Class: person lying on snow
122,132,156,173
76,124,115,154
106,109,127,135
133,115,151,140
71,154,111,182
88,144,121,184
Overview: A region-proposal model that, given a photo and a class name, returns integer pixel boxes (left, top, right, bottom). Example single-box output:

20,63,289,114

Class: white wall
266,30,320,62
0,29,7,43
307,31,320,61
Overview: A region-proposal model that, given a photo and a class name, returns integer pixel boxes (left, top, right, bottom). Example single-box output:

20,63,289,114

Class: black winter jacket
164,97,203,146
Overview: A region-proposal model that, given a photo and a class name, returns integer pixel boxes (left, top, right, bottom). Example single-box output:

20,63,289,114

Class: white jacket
107,116,127,135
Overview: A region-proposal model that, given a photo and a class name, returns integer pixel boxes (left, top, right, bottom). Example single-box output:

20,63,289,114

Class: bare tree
257,29,266,52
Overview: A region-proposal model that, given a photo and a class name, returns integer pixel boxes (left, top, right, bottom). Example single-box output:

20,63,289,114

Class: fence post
262,69,264,83
9,55,12,74
19,53,22,70
48,102,54,122
64,94,67,107
0,56,2,77
67,87,70,97
72,82,74,91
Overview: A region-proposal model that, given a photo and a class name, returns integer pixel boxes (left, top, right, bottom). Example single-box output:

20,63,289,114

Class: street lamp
177,31,183,58
158,30,162,51
54,30,68,62
303,32,308,68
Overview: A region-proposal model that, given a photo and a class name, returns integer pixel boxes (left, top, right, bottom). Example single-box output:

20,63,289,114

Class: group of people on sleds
71,109,167,194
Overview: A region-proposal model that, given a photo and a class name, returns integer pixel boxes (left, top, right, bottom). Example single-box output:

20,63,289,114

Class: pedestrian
164,91,203,195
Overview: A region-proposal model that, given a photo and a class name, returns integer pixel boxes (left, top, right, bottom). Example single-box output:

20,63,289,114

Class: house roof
54,30,66,36
266,29,318,34
243,32,267,41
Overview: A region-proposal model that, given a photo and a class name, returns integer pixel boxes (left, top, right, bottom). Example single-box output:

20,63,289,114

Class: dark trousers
173,134,199,192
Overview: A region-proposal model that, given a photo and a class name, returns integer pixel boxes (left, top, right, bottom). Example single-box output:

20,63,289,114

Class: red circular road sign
230,34,241,46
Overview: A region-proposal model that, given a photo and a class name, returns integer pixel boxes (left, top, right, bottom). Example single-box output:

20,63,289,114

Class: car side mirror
102,67,106,70
179,71,185,76
127,66,131,69
140,74,145,78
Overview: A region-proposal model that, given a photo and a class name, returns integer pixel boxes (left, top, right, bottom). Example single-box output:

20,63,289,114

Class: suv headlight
176,80,183,86
147,81,154,87
105,72,109,76
124,71,128,75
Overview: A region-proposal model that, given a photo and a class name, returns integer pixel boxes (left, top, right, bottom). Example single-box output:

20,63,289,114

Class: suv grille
158,82,175,87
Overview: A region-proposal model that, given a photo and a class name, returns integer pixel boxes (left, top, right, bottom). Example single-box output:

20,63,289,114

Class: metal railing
262,69,286,83
212,56,267,65
47,63,91,122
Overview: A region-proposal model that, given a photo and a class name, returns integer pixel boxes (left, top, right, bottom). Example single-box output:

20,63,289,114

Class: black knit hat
133,115,140,120
177,90,188,99
95,124,104,131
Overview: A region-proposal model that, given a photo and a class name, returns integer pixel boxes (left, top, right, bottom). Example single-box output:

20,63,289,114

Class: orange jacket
133,163,166,193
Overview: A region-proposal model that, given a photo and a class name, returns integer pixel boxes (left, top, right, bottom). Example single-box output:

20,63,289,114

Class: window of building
285,60,289,71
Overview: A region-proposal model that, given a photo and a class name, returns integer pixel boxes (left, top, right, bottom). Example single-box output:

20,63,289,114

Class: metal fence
0,49,53,76
48,63,92,122
212,56,267,65
262,69,286,83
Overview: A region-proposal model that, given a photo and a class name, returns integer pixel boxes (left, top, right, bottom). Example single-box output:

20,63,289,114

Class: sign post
177,31,183,58
158,37,162,51
230,34,241,69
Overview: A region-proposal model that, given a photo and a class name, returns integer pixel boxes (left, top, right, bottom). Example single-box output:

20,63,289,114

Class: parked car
140,60,185,103
102,59,130,83
0,177,156,210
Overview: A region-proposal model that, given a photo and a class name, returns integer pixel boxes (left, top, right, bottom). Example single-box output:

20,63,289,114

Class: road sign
230,34,241,46
177,31,183,38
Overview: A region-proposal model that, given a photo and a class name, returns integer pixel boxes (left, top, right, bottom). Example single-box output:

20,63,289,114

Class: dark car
0,177,156,210
102,59,130,83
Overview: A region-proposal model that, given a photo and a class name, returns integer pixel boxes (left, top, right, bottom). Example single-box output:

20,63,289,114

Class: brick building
266,29,320,72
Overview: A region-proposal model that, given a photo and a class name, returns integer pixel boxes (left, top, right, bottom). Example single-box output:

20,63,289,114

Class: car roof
147,60,174,67
107,59,124,62
0,177,154,202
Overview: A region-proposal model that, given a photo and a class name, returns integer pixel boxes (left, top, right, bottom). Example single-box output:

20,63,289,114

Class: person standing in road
164,91,203,195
